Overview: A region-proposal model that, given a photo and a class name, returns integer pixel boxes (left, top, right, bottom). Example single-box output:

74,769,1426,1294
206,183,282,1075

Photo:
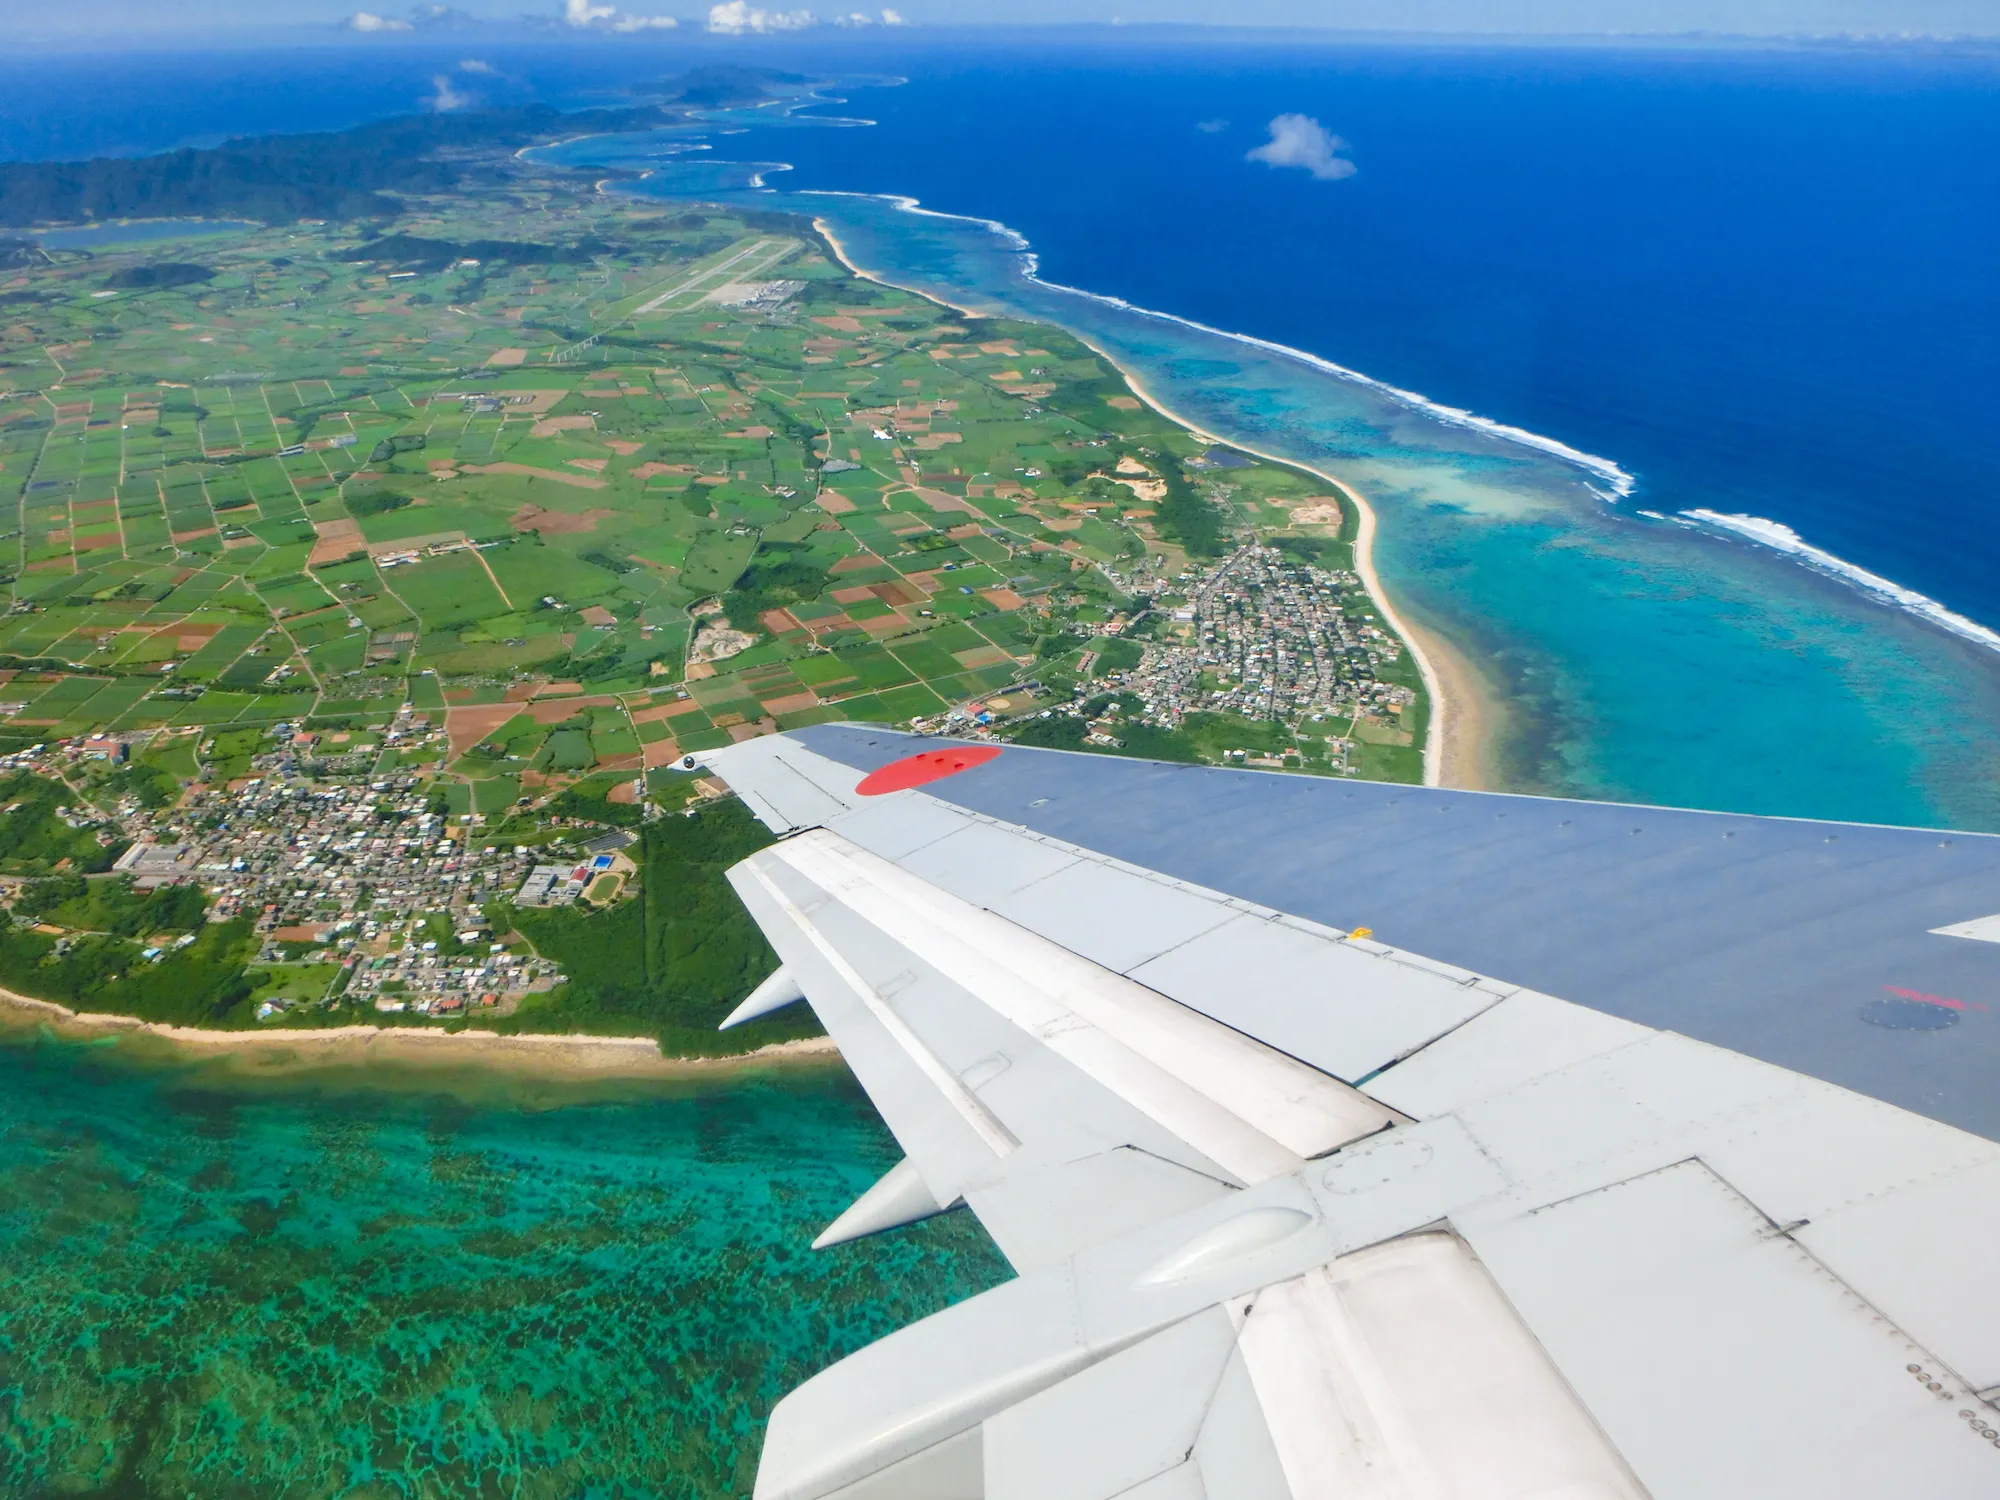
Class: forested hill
0,98,673,229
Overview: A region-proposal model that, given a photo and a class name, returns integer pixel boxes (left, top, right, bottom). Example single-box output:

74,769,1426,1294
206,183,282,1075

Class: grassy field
0,125,1423,821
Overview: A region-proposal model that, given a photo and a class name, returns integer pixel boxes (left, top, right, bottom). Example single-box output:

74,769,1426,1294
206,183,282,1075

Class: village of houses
0,710,644,1019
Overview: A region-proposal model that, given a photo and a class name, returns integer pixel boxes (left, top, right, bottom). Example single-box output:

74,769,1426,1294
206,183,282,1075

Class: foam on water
800,186,1639,500
626,124,1640,504
588,97,2000,658
550,96,2000,829
1685,509,2000,657
1023,274,1641,501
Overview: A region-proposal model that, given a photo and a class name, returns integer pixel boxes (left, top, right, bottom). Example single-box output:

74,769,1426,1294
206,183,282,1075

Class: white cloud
458,57,497,72
1246,114,1356,181
833,7,904,22
427,73,472,111
344,10,414,30
880,7,906,20
707,1,817,32
562,0,678,31
1195,118,1228,133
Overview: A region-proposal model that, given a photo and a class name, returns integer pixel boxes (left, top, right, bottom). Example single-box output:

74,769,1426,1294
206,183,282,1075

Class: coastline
810,212,1494,790
0,988,841,1081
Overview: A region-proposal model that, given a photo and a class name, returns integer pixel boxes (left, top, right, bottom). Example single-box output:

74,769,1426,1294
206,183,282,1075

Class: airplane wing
702,724,2000,1500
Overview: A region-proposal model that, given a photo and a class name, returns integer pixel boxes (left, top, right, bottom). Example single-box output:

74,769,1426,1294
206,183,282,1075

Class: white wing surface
703,731,2000,1500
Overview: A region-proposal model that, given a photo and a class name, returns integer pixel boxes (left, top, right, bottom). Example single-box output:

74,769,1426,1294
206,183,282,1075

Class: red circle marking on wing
855,745,1004,796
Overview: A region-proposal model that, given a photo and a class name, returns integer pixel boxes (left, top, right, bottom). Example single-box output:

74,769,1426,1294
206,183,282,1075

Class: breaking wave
798,189,1636,501
587,103,1637,500
1023,273,1639,501
1685,509,2000,655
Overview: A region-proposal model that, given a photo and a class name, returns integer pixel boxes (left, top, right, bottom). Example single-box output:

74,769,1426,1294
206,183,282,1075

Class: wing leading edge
707,734,2000,1500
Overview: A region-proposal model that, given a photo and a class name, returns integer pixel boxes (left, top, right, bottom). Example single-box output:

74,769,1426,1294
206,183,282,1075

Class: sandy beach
813,213,1501,790
1391,607,1502,791
0,988,841,1081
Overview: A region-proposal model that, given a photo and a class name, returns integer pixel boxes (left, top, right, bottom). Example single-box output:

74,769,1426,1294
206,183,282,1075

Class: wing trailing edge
705,733,2000,1500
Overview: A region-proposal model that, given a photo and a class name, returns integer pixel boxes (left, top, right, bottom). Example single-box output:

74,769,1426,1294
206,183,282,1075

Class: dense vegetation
104,262,214,290
0,65,810,230
0,771,126,874
14,874,205,936
1005,714,1089,751
1003,710,1203,763
0,916,256,1025
344,487,414,518
724,544,831,631
658,63,807,108
0,102,670,228
493,801,812,1055
102,760,180,808
0,112,1428,1047
548,778,645,827
1151,448,1225,557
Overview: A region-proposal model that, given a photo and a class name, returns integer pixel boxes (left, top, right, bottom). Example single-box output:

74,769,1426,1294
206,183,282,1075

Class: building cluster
708,278,806,312
1121,544,1415,728
375,536,506,571
160,770,563,1014
516,832,633,907
0,709,648,1018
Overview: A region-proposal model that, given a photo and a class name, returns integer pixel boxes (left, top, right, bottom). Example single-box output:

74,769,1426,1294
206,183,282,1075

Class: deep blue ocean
9,37,1995,626
770,43,2000,631
4,35,2000,1491
7,32,2000,822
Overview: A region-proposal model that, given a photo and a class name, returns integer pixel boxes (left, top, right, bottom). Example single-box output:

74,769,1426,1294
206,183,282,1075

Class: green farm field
0,114,1419,823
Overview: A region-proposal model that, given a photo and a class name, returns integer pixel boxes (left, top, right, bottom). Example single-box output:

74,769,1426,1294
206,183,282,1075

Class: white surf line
1021,274,1638,502
801,190,1636,502
605,165,1596,785
1684,509,2000,657
1126,389,1452,789
807,208,1453,788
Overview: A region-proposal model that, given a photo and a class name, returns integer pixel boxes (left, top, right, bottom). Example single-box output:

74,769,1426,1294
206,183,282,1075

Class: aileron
703,731,2000,1500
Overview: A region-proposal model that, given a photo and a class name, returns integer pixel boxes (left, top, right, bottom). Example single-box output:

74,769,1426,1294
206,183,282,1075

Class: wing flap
1191,1347,1293,1500
962,1147,1238,1278
706,733,2000,1500
707,736,1540,1086
752,830,1398,1177
1794,1157,2000,1393
1234,1232,1647,1500
730,828,1401,1268
1128,911,1510,1084
983,1308,1238,1500
1463,1160,1997,1497
707,732,864,832
1363,989,1655,1118
730,854,1022,1193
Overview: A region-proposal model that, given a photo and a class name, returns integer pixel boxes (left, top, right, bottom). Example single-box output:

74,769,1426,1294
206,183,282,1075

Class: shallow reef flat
0,1031,1010,1496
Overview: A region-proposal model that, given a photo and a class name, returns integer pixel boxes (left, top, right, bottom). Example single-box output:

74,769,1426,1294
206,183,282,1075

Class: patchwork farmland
0,114,1423,1036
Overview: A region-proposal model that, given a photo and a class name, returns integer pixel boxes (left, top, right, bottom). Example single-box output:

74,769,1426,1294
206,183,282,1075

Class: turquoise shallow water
0,1030,1009,1497
535,123,2000,833
11,62,2000,1500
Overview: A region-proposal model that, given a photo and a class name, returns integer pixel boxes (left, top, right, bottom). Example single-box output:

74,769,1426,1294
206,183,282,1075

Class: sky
10,0,2000,44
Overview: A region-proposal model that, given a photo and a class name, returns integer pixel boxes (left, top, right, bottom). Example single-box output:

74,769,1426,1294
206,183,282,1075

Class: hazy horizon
11,0,2000,47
